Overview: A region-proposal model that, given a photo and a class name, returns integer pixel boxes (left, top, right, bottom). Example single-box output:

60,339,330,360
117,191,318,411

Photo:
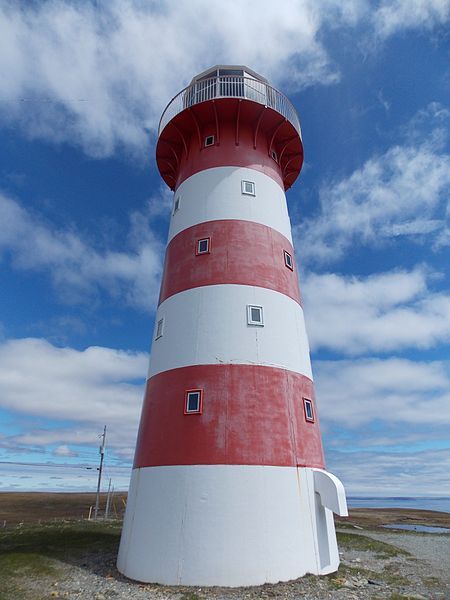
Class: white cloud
0,1,448,157
303,268,450,354
0,192,164,311
0,337,147,460
295,105,450,264
314,356,450,427
373,0,450,39
0,0,340,157
52,444,78,458
328,447,450,496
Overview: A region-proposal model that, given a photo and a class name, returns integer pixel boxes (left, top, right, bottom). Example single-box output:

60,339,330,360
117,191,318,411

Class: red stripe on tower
159,220,301,304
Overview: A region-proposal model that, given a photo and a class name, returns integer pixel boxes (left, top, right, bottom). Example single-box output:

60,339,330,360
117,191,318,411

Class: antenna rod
94,425,106,521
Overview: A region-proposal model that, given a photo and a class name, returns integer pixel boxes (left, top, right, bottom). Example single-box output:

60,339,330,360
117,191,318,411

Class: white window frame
155,317,164,340
303,398,314,422
271,149,278,162
196,237,210,255
185,389,203,414
241,180,256,196
173,196,180,215
204,135,215,147
247,304,264,326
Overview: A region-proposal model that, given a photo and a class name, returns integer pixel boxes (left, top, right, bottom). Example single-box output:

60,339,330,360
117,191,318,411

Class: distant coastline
348,496,450,513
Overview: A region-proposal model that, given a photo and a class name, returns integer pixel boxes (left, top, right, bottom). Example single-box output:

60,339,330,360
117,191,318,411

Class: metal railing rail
158,76,301,138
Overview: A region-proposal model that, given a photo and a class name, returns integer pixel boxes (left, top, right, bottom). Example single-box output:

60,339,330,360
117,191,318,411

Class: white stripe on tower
168,166,293,243
118,66,347,587
149,284,312,379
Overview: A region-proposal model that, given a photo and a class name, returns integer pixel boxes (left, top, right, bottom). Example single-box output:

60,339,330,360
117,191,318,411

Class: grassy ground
0,520,441,600
0,492,127,525
0,520,122,600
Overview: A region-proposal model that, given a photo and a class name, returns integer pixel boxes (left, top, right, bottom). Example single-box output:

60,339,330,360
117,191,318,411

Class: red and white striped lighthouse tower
117,66,347,586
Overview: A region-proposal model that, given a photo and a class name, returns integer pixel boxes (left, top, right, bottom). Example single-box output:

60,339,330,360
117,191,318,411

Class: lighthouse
117,66,347,586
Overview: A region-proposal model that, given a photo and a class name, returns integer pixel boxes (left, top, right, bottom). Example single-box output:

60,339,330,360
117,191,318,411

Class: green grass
388,595,422,600
336,531,410,558
0,520,121,557
0,521,122,600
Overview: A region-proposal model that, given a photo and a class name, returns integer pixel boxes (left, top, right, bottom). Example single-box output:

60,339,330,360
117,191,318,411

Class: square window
284,250,294,270
173,197,180,214
184,389,203,414
155,317,164,340
247,304,264,326
303,398,314,422
241,180,255,196
196,237,210,255
205,135,215,147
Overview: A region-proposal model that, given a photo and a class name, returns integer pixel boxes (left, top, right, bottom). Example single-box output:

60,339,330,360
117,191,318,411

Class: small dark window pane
187,392,200,412
242,180,255,195
251,307,261,322
198,239,209,253
205,135,214,147
284,251,293,270
156,318,164,339
304,399,314,421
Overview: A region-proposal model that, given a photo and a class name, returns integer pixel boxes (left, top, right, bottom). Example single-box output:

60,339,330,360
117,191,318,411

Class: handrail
158,75,301,139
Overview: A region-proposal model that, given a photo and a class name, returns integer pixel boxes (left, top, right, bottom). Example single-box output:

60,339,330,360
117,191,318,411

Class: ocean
347,496,450,514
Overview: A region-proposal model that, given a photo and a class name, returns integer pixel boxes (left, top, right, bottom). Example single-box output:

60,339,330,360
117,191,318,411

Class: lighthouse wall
118,465,340,586
117,162,342,585
118,74,347,586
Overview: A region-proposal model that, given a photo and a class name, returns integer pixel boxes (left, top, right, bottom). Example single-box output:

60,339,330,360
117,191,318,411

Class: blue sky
0,0,450,496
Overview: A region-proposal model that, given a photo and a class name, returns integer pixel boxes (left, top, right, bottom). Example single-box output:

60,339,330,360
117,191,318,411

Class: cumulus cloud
0,337,147,459
303,268,450,354
0,0,340,157
0,192,165,310
373,0,450,39
0,337,147,422
295,105,450,264
315,356,450,427
52,444,78,458
0,1,448,157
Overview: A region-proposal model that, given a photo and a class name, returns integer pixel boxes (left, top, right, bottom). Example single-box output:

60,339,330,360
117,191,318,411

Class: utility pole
94,425,106,521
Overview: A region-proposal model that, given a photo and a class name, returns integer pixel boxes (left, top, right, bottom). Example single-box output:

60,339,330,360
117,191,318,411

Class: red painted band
159,220,301,305
134,364,325,469
156,98,303,192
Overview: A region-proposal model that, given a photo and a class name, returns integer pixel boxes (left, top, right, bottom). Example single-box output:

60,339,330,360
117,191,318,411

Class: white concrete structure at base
117,465,348,587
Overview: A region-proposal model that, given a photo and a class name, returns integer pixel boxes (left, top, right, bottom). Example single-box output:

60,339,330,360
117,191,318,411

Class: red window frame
184,389,203,415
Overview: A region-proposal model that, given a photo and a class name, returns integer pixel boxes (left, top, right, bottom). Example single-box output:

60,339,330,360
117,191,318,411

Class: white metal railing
158,76,301,138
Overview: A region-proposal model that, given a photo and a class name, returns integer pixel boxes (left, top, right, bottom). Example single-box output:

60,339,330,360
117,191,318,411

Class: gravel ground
347,528,450,584
13,529,450,600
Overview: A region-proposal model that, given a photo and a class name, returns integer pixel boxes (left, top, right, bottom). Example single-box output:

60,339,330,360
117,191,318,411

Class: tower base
117,465,347,587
